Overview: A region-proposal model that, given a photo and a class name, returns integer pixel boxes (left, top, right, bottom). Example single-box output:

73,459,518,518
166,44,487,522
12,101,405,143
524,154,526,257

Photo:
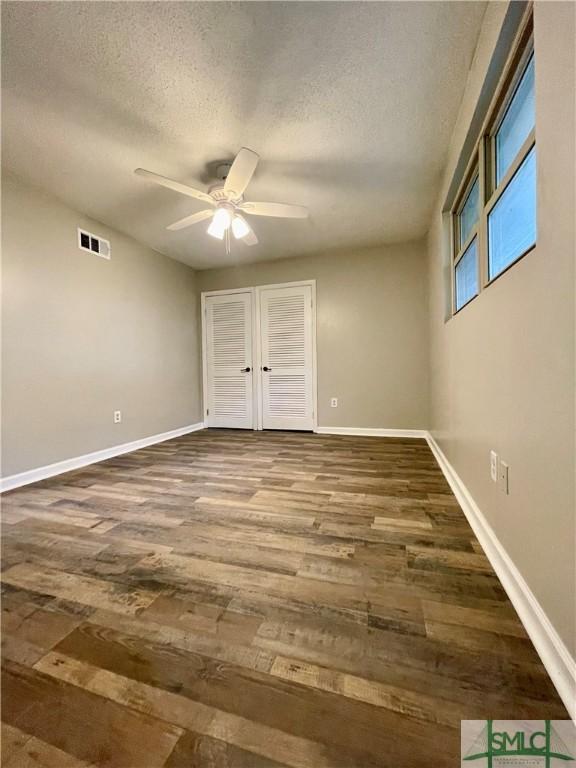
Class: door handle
241,367,251,373
262,366,272,372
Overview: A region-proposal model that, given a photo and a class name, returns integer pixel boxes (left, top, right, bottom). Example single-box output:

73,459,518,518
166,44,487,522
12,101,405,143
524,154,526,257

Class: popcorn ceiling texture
1,1,485,269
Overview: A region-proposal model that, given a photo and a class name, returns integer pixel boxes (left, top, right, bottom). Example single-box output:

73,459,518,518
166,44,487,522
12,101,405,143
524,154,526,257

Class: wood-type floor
1,430,567,767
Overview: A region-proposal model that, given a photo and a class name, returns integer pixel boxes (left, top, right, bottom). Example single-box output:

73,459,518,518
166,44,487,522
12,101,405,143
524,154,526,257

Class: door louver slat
206,293,253,429
261,286,313,430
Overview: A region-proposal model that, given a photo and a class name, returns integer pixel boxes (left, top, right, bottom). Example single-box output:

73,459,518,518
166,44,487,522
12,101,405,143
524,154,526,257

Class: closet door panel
260,285,314,431
205,292,253,429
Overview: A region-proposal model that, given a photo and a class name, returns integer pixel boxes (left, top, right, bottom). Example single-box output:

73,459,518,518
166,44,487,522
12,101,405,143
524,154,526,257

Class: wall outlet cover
499,461,509,494
330,398,338,408
114,410,122,424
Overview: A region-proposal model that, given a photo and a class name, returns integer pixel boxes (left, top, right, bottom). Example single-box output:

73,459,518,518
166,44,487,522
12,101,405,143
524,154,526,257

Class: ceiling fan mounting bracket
215,162,232,181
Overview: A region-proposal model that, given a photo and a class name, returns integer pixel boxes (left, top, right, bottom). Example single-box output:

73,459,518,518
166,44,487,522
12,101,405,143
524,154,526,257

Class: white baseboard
426,432,576,722
314,426,428,438
0,422,205,493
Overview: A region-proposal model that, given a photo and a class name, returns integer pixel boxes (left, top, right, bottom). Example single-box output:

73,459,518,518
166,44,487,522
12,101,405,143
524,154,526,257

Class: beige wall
1,173,202,477
427,1,575,654
198,242,429,430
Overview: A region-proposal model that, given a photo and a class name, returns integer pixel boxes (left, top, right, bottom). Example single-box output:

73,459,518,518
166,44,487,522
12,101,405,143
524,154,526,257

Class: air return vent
77,228,111,259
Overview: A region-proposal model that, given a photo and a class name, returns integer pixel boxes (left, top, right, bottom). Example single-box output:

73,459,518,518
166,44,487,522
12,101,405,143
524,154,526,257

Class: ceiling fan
135,148,308,250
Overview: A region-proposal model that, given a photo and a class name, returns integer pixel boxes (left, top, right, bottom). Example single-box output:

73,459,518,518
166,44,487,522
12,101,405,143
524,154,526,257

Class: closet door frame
201,280,317,431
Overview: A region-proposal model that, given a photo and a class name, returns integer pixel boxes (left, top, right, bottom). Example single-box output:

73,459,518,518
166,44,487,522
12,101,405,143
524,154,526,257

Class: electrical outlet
330,398,338,408
490,450,498,482
114,410,122,424
499,461,509,494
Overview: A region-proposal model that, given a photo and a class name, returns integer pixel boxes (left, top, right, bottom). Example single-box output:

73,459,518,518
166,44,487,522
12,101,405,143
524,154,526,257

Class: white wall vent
77,228,111,259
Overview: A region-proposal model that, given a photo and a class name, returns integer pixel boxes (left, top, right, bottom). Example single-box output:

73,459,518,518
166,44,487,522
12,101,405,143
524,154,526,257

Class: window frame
450,10,535,315
452,159,480,314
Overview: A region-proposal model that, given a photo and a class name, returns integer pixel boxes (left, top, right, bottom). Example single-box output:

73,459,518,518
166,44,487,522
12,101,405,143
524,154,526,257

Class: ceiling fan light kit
231,214,250,239
207,206,232,240
134,147,308,253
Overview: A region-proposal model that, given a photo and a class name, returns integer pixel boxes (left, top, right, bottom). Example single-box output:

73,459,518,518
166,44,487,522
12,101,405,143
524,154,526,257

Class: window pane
488,146,536,280
455,237,478,311
496,54,535,183
459,176,479,248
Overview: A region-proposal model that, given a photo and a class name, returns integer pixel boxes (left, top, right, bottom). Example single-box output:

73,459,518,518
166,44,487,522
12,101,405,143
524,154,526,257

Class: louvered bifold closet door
260,285,314,430
205,292,254,429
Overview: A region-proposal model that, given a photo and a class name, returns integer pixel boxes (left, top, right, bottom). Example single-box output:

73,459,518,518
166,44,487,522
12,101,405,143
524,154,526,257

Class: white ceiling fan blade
240,201,308,219
223,148,259,197
167,209,214,231
135,168,214,205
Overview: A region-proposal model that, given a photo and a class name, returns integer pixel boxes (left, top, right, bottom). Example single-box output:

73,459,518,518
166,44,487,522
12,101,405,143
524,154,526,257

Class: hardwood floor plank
108,519,355,560
1,563,158,615
34,652,371,768
421,598,529,638
164,730,289,768
49,621,460,763
424,620,539,662
0,505,101,529
2,722,32,764
1,429,568,767
407,545,493,574
2,602,82,661
269,655,467,728
2,660,182,767
2,724,93,768
87,609,275,674
131,551,369,613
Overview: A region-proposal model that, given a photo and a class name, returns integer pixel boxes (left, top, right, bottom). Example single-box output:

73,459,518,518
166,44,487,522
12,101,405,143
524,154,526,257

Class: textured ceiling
2,1,486,270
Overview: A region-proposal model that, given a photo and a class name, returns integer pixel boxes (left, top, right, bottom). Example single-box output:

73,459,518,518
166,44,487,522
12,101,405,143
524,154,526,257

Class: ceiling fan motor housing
215,162,232,181
209,186,242,204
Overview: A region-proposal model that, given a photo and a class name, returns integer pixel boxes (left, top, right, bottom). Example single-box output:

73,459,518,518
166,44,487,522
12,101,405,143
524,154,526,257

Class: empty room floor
1,430,568,767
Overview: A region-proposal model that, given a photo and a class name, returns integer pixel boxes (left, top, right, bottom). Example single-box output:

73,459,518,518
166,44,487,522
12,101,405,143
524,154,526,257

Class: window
495,54,535,184
488,145,536,279
455,238,478,311
450,12,535,314
453,169,480,311
459,176,480,248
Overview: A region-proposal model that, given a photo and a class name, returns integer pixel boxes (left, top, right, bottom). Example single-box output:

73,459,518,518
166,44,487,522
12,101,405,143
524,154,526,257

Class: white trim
311,282,318,431
201,280,316,296
201,291,209,423
200,286,256,298
251,287,260,429
0,423,205,493
314,427,428,438
425,432,576,723
254,285,263,430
